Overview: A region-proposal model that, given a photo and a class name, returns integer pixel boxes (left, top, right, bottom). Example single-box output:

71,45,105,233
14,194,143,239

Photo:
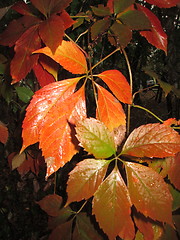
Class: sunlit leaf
118,9,151,30
21,78,86,177
97,70,132,104
122,123,180,158
109,21,132,48
91,5,111,16
34,40,88,74
49,220,73,240
111,125,126,147
73,213,103,240
92,166,135,240
91,18,110,40
145,0,180,8
11,25,41,83
75,118,116,158
0,121,8,144
125,162,173,225
66,159,109,204
167,152,180,190
31,0,72,16
137,5,167,53
33,62,56,87
0,15,40,47
95,83,126,131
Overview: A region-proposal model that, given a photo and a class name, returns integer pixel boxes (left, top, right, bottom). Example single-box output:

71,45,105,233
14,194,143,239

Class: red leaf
38,15,64,54
0,121,8,144
33,61,55,87
73,213,103,240
168,152,180,190
97,70,132,104
125,162,173,225
12,1,34,16
31,0,72,17
137,4,167,53
11,25,41,83
95,83,126,131
34,40,88,74
0,15,40,47
92,166,135,240
60,10,75,30
122,123,180,158
66,159,109,205
145,0,180,8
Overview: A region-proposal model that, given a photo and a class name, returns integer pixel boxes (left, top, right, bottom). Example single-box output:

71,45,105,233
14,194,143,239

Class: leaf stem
121,48,133,136
132,104,164,123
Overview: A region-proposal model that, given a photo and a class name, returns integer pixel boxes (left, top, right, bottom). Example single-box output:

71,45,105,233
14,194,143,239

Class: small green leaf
91,5,111,16
114,0,135,14
91,18,110,40
169,184,180,211
75,118,116,158
15,86,34,103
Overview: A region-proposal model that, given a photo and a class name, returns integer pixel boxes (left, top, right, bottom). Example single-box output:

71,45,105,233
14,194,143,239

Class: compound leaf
95,83,126,131
34,40,88,74
66,159,109,205
122,123,180,158
97,70,132,104
125,162,173,225
167,152,180,190
145,0,180,8
92,166,135,240
75,118,116,158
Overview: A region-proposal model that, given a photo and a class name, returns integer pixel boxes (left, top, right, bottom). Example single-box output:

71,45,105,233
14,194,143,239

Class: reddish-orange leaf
73,213,103,240
10,25,41,83
31,0,72,16
163,118,179,126
167,152,180,190
12,1,34,16
97,70,132,104
92,166,135,240
0,121,8,144
34,40,88,74
137,4,167,54
95,83,126,131
0,15,40,47
125,162,173,225
133,211,154,240
66,159,109,205
21,78,79,151
33,61,55,87
146,0,180,8
60,10,75,30
122,123,180,158
49,220,73,240
38,55,59,81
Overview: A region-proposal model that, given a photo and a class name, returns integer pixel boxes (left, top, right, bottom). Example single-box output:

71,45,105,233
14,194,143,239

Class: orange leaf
0,121,8,144
34,40,88,74
33,61,56,87
122,123,180,158
145,0,180,8
11,25,41,83
31,0,72,17
92,166,135,240
163,118,179,126
21,78,86,177
168,152,180,190
66,159,109,205
137,4,167,54
97,70,132,104
125,162,173,225
95,83,126,131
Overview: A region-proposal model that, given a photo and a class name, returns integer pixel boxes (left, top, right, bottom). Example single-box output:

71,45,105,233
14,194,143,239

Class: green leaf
168,184,180,211
125,162,173,225
75,118,116,158
91,19,110,40
15,86,34,103
114,0,135,14
66,158,109,205
92,166,135,240
73,213,103,240
158,79,173,97
49,220,73,240
118,10,151,30
91,5,111,16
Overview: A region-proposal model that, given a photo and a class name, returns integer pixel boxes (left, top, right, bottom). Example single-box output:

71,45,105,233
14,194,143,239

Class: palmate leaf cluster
0,0,180,240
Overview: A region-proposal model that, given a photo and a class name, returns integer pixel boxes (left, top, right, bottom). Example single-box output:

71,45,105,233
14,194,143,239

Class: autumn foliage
0,0,180,239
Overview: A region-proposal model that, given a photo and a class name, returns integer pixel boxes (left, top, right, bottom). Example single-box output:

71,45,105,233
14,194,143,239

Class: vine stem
132,104,164,123
121,48,133,136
